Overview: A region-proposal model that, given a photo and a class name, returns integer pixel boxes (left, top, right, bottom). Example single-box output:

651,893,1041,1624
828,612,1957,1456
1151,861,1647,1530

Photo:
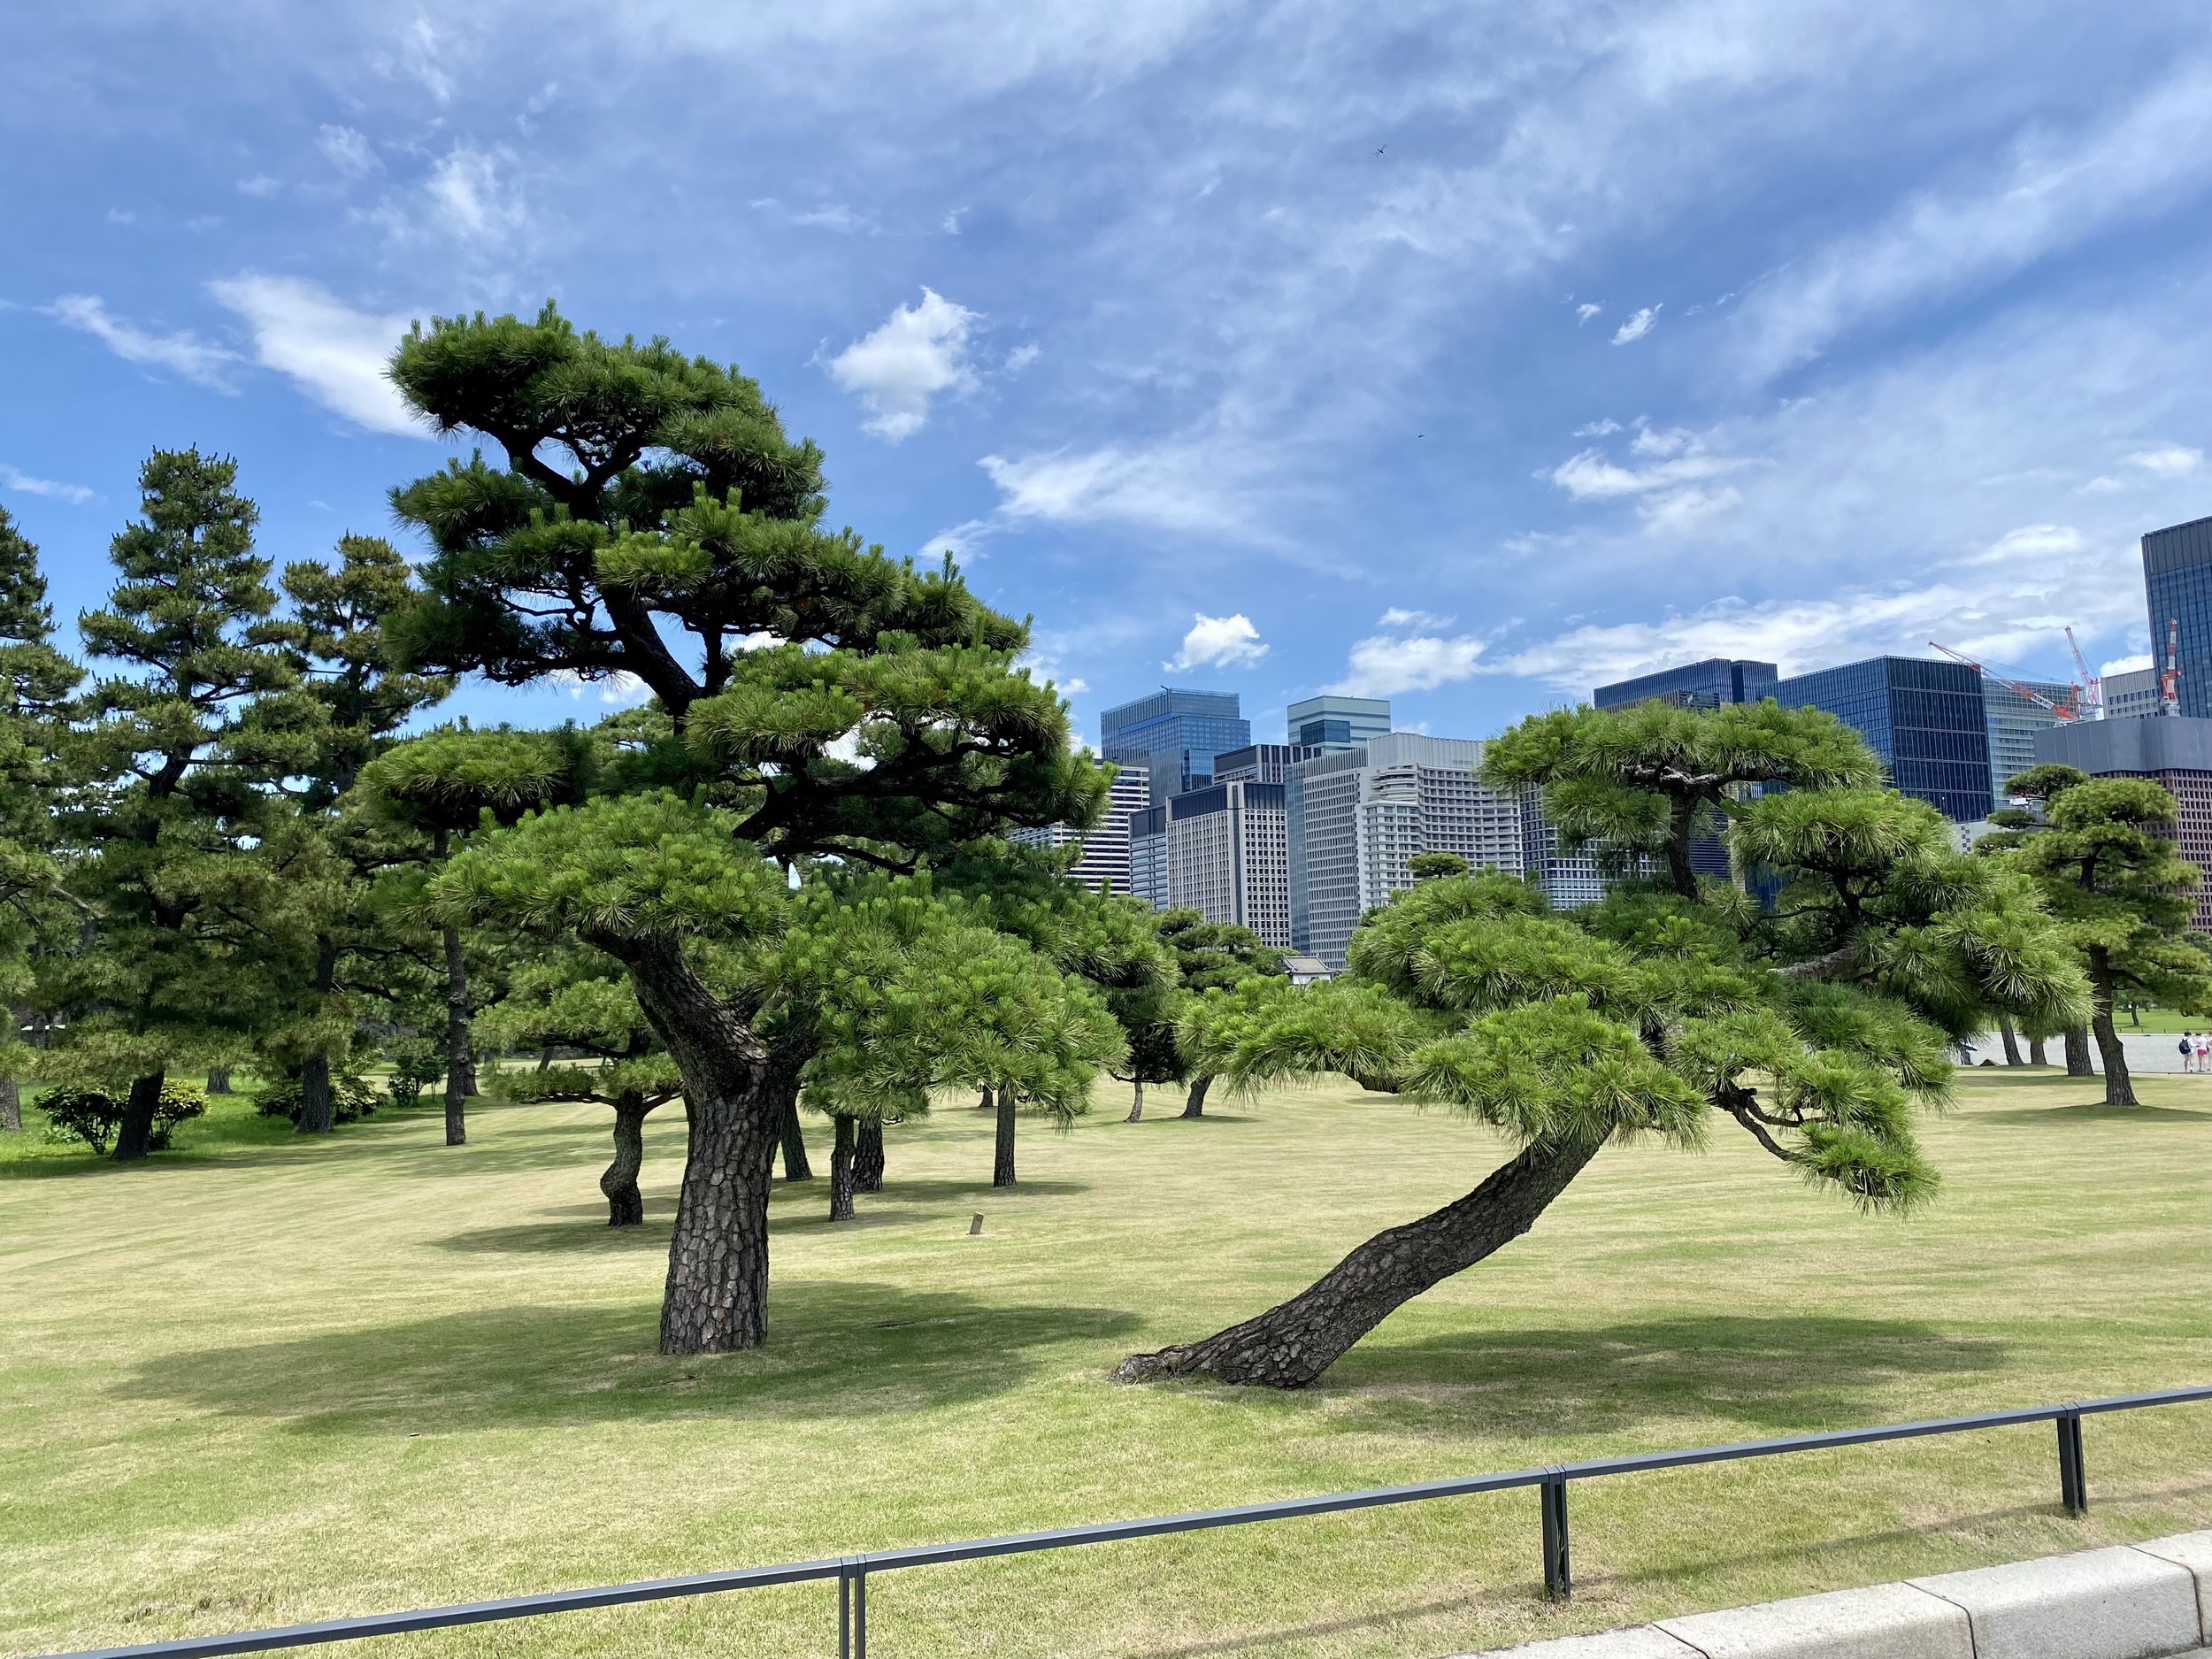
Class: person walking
2196,1032,2211,1074
2180,1033,2194,1074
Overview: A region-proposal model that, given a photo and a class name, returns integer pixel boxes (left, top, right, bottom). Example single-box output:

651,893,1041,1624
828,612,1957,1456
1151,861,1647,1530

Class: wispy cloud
49,295,238,388
206,276,422,436
825,288,979,441
2125,443,2204,479
0,464,94,505
1327,611,1486,695
1611,304,1661,344
317,125,381,179
1166,612,1267,672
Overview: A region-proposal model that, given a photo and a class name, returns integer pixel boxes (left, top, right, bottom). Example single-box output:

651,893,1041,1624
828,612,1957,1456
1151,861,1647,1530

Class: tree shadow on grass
1317,1315,2009,1437
111,1283,1138,1434
1977,1102,2211,1125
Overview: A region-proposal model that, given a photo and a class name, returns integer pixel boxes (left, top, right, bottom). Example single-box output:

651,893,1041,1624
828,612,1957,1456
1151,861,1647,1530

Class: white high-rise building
1128,777,1294,947
1010,754,1151,895
2103,666,2162,721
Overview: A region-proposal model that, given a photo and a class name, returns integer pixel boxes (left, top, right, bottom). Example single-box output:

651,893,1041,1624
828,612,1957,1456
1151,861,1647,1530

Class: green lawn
3,1069,2208,1659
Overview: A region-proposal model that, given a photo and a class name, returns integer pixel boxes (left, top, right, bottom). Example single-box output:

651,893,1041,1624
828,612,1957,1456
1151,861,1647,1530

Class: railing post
837,1558,869,1657
838,1562,850,1658
2057,1411,2087,1515
1540,1476,1571,1600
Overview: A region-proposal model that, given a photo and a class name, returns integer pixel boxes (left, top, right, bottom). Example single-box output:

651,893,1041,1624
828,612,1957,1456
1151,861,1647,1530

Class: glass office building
1770,657,1993,821
2143,516,2212,718
1982,677,2074,803
1592,657,1778,710
1098,688,1252,805
1284,695,1391,752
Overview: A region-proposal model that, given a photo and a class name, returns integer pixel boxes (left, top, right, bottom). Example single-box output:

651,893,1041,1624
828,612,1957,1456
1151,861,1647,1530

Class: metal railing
26,1383,2212,1659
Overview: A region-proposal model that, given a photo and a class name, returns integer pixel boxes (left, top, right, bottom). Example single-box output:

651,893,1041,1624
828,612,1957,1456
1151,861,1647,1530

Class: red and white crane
2160,617,2182,716
1928,641,2078,720
2062,626,2101,720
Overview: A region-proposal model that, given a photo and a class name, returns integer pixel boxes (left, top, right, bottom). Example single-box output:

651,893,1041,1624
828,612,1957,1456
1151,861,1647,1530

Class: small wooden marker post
968,1213,985,1235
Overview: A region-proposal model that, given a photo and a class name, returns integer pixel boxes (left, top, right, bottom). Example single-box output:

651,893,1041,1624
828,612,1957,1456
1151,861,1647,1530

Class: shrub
253,1073,380,1125
40,1082,210,1155
382,1039,445,1109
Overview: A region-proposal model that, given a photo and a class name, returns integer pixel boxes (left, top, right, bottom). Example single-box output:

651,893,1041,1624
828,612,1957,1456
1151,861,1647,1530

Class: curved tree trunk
1125,1079,1144,1123
602,1090,652,1226
2063,1025,2095,1077
855,1117,884,1193
1180,1073,1212,1118
442,914,472,1148
777,1091,811,1180
829,1114,856,1221
298,1052,334,1135
976,1085,995,1111
112,1070,165,1163
1115,1137,1603,1387
204,1066,231,1095
2028,1033,2048,1066
993,1085,1017,1187
1997,1015,2024,1066
2086,959,2137,1106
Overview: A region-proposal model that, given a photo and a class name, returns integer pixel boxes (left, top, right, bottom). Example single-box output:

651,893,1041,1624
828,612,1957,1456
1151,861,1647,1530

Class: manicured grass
3,1068,2208,1658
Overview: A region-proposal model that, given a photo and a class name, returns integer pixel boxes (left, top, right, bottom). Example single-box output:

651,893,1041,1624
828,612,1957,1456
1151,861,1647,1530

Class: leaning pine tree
385,304,1115,1352
1117,700,2087,1386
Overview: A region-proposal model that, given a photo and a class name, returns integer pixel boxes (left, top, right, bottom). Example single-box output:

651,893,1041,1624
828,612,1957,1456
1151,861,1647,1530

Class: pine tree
1150,909,1284,1118
1116,703,2086,1387
385,305,1112,1350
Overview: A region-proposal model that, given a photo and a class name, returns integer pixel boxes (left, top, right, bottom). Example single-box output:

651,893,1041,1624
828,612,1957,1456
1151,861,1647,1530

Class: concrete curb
1462,1530,2212,1659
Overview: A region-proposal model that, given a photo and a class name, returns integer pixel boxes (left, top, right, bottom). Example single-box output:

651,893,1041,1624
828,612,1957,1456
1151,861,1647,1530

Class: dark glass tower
1593,657,1778,710
2143,515,2212,719
1770,657,1993,821
1098,687,1251,804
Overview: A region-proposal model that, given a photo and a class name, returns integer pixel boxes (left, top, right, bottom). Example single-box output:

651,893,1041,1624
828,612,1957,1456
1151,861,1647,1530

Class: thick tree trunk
205,1066,231,1095
442,918,472,1147
1998,1015,2024,1066
1125,1079,1144,1123
994,1086,1017,1187
298,1052,334,1135
0,1075,19,1133
2063,1025,2095,1077
1115,1137,1603,1387
593,928,789,1356
2028,1033,2047,1066
777,1091,812,1180
976,1085,995,1111
602,1091,652,1226
1181,1073,1212,1118
112,1070,165,1163
829,1115,856,1221
855,1117,884,1193
2087,963,2137,1106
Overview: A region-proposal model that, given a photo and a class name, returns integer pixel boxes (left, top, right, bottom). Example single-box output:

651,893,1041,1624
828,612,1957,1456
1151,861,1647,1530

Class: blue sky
5,4,2212,746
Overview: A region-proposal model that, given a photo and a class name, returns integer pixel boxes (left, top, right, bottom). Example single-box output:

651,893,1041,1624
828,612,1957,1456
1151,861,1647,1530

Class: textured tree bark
993,1086,1017,1187
829,1114,856,1221
204,1066,231,1095
1997,1015,2024,1066
2028,1033,2047,1066
1180,1073,1212,1118
2063,1025,2095,1077
777,1091,812,1180
112,1070,165,1163
855,1117,884,1192
1125,1079,1144,1123
1115,1137,1602,1387
0,1075,19,1133
594,928,787,1355
602,1090,653,1226
298,1052,334,1135
2086,960,2137,1105
442,918,472,1147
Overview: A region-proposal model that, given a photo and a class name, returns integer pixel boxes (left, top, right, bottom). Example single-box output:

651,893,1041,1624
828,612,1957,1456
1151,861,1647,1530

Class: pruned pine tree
353,724,595,1143
1151,908,1285,1118
385,306,1108,1350
1984,764,2212,1105
50,452,306,1159
1116,703,2087,1387
0,504,81,1129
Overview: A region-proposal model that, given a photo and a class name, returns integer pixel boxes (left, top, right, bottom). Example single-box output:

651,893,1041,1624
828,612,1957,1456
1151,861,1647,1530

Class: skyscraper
1284,695,1391,752
1007,754,1153,895
1126,778,1294,947
1769,657,1993,821
1982,676,2075,803
1593,658,1778,710
2142,515,2212,718
1099,687,1251,804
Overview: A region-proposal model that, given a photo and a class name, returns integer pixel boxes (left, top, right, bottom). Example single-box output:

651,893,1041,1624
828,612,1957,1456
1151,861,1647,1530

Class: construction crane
2161,617,2182,716
1928,641,2078,720
2062,626,2101,719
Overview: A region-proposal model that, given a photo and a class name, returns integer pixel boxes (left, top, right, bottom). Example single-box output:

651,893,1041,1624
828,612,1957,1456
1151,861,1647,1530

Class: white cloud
1166,612,1267,672
207,276,421,437
2101,653,2154,676
2125,444,2204,478
1734,64,2212,380
1958,522,2085,565
49,295,238,389
825,288,979,442
318,125,381,179
1546,425,1752,531
550,669,651,705
1002,342,1042,373
235,174,280,196
1577,303,1602,322
790,203,875,234
978,426,1279,543
1611,304,1661,344
0,464,93,504
424,147,526,243
1328,615,1487,695
1572,418,1620,437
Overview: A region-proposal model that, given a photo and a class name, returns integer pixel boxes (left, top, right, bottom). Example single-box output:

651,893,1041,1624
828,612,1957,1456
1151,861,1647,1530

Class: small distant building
1770,656,1993,823
1593,657,1778,711
1283,955,1332,986
2103,666,2162,721
2035,715,2212,929
1285,695,1392,753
